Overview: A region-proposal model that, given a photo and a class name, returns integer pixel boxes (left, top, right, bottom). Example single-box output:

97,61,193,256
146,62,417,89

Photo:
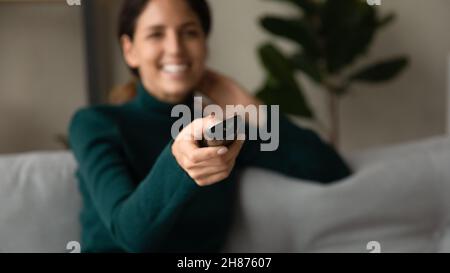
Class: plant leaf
349,57,409,82
377,13,396,28
260,16,320,57
321,0,378,73
290,52,322,83
256,43,313,118
257,77,313,118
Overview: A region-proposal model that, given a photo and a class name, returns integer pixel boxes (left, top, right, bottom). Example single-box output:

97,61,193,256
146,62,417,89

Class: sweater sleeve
69,108,200,253
237,111,352,183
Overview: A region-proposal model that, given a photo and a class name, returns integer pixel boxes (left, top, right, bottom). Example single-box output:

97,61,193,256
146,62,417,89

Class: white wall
448,54,450,134
339,0,450,152
0,2,86,154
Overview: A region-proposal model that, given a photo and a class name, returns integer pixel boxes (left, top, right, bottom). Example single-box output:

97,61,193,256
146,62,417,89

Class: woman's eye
147,32,163,39
184,30,200,38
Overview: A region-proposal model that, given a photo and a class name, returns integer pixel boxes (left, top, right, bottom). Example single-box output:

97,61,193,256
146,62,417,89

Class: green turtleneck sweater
68,82,351,253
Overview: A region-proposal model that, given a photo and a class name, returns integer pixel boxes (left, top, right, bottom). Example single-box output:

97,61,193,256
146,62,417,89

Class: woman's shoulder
68,103,134,143
68,105,132,163
70,104,123,128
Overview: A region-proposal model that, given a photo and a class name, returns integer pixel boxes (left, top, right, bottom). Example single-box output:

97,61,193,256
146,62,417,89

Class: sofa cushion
0,152,80,252
224,136,450,253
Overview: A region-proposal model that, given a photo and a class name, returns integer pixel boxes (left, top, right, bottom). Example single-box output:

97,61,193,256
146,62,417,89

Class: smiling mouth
161,64,190,75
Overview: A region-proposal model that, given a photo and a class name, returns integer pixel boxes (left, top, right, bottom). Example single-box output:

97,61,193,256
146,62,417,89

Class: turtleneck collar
134,81,194,117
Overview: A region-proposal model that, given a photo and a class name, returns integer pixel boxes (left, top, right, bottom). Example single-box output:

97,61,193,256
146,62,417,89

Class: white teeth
162,64,188,73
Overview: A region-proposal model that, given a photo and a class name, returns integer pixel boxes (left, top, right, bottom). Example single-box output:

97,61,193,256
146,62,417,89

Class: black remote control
199,115,243,147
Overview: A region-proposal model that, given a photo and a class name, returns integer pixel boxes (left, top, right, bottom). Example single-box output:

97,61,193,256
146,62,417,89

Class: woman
69,0,351,253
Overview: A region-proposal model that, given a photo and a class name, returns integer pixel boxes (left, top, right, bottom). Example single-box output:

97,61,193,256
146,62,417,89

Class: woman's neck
141,80,191,105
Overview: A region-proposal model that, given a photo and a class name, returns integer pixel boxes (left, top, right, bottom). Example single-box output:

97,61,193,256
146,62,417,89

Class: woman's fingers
186,146,228,164
177,115,218,142
188,164,230,181
195,170,230,187
172,113,245,187
197,157,236,186
184,138,243,168
184,137,244,169
189,155,232,168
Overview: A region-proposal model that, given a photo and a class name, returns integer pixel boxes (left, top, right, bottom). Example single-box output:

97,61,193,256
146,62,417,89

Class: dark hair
118,0,212,77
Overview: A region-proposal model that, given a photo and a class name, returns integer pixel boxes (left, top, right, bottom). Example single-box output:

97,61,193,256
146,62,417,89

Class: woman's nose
164,31,185,56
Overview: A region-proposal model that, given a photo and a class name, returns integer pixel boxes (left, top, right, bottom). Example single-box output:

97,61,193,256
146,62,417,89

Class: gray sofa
1,136,450,253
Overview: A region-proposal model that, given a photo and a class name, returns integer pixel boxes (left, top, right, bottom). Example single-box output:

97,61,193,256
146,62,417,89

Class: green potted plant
256,0,409,146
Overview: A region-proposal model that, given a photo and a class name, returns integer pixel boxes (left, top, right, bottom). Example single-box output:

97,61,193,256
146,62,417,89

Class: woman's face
122,0,208,103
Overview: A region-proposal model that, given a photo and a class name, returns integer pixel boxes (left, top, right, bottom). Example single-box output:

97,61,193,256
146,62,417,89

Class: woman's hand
172,115,244,187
